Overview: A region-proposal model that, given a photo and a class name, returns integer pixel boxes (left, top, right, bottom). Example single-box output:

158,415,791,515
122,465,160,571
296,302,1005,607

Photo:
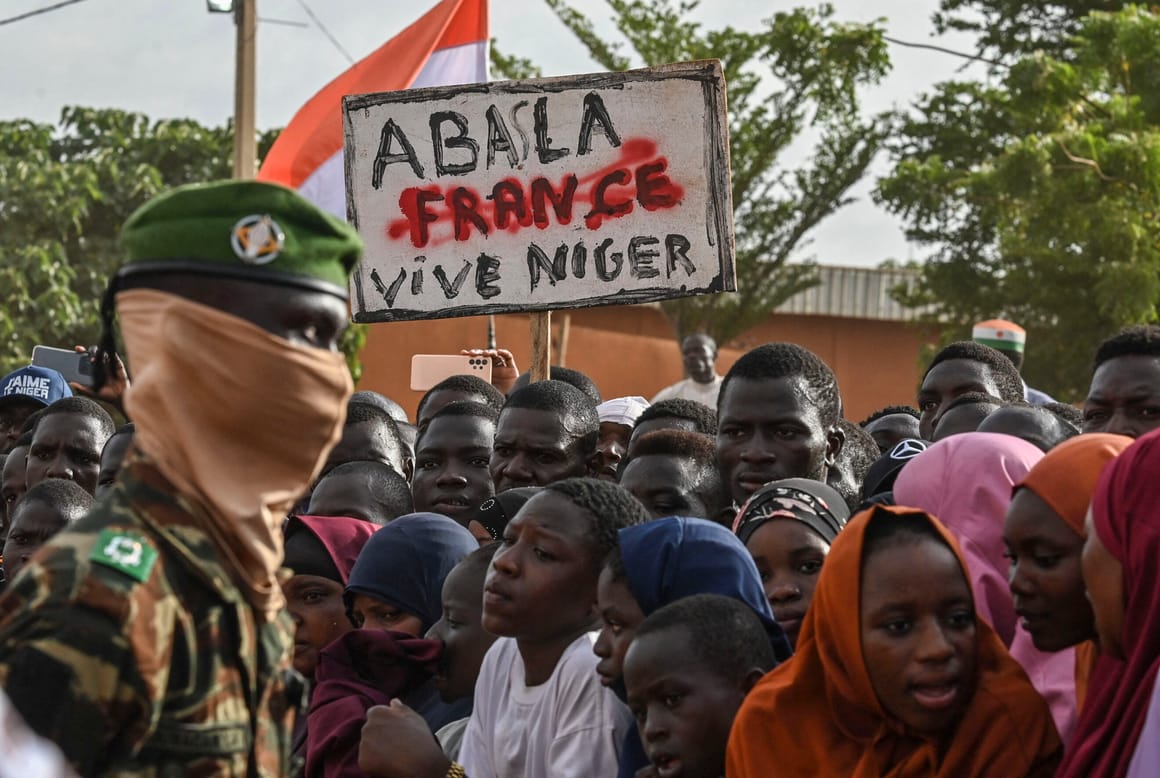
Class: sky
1,0,983,268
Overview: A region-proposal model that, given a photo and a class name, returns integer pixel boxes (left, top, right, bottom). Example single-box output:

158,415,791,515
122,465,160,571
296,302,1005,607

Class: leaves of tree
878,6,1160,400
496,0,891,343
934,0,1128,65
0,108,368,380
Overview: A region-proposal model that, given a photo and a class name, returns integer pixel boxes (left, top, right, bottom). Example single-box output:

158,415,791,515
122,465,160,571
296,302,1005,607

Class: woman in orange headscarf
727,505,1061,777
1005,433,1132,715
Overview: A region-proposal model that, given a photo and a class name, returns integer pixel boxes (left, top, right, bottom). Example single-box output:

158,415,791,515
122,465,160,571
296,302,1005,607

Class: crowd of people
0,179,1157,777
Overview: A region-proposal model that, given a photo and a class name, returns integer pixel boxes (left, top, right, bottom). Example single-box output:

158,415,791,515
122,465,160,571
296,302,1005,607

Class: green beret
119,180,362,298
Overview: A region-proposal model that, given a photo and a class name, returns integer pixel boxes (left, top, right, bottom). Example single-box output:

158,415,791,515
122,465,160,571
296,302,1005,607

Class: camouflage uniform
0,451,303,776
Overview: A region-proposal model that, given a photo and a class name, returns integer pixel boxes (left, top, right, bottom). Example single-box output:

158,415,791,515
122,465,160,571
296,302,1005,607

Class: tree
877,6,1160,400
934,0,1129,64
493,0,891,343
0,109,368,379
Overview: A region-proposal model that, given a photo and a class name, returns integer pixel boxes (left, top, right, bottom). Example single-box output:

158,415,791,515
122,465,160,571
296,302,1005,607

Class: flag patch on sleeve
91,529,159,583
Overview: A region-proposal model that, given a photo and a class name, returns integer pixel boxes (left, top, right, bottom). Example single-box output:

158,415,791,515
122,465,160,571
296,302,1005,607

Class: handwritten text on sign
343,61,734,323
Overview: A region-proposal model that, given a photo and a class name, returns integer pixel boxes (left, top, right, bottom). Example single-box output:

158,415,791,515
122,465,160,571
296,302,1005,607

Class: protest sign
343,60,735,323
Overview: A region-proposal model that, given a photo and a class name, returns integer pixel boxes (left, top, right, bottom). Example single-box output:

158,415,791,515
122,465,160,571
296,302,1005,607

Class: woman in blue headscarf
592,517,792,778
342,512,478,635
307,513,478,778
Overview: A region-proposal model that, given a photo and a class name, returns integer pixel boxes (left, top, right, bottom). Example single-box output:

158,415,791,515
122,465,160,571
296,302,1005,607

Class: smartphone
31,346,95,387
410,354,493,391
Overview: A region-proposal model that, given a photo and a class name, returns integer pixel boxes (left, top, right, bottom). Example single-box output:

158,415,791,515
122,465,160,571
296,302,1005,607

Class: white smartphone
410,354,493,391
31,346,95,387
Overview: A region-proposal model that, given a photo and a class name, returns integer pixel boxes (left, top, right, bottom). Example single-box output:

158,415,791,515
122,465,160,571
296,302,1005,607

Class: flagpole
233,0,257,179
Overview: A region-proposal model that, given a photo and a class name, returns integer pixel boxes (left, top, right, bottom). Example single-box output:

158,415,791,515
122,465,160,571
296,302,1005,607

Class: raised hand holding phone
460,348,518,394
31,346,95,388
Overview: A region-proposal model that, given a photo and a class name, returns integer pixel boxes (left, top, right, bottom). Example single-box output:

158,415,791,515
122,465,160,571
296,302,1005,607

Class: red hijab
727,505,1061,777
1057,428,1160,777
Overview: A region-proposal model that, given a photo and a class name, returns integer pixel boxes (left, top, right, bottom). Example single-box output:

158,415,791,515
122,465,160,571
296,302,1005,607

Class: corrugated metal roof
774,264,927,322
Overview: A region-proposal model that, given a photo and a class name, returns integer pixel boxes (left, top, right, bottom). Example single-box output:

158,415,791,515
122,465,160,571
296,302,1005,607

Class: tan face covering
118,288,353,618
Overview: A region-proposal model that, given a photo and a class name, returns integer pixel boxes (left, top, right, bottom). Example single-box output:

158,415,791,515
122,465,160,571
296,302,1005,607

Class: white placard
343,60,734,322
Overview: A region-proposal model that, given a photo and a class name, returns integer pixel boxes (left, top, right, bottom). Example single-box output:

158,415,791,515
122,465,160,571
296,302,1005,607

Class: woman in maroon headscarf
1057,428,1160,777
283,515,378,679
282,515,378,774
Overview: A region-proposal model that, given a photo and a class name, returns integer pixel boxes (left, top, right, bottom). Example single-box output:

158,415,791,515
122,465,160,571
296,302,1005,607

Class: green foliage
489,40,543,80
878,6,1160,400
496,0,891,343
934,0,1129,64
0,108,225,373
340,323,368,383
0,108,366,380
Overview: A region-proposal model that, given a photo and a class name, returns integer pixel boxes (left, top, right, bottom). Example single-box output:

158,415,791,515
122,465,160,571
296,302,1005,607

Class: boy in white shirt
356,478,647,778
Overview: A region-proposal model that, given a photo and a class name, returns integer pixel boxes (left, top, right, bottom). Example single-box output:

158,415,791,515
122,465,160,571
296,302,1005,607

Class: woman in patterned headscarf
733,478,849,647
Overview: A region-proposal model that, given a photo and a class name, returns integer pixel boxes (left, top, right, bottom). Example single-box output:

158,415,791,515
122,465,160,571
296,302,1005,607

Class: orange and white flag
258,0,488,217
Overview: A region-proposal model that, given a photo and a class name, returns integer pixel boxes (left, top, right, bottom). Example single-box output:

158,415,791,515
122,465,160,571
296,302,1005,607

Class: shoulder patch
90,529,159,583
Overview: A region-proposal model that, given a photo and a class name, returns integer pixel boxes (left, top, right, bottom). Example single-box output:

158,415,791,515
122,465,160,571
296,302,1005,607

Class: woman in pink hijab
893,431,1077,741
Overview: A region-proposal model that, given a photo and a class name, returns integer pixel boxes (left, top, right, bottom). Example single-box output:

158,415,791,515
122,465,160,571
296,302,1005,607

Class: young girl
727,505,1062,776
733,478,849,648
893,431,1078,738
1004,433,1131,715
1058,429,1160,777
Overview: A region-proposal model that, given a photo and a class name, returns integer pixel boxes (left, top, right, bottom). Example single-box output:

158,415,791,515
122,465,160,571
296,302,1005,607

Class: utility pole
233,0,257,179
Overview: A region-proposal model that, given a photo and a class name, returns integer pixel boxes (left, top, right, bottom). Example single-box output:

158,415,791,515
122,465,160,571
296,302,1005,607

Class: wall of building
358,303,937,423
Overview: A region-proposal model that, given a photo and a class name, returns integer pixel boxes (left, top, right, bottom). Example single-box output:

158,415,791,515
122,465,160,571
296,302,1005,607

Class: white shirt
437,717,469,762
458,633,632,778
650,375,723,407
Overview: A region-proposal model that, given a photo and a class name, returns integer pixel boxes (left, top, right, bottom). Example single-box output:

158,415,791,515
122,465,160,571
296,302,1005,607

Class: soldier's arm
0,545,166,774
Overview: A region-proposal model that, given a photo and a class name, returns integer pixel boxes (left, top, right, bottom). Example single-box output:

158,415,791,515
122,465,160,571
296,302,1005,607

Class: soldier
0,181,361,776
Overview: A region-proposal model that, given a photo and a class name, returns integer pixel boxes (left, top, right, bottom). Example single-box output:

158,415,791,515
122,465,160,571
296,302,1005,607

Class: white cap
597,396,650,427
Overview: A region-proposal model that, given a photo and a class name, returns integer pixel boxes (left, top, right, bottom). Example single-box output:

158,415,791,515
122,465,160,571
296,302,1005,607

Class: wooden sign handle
530,311,552,383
